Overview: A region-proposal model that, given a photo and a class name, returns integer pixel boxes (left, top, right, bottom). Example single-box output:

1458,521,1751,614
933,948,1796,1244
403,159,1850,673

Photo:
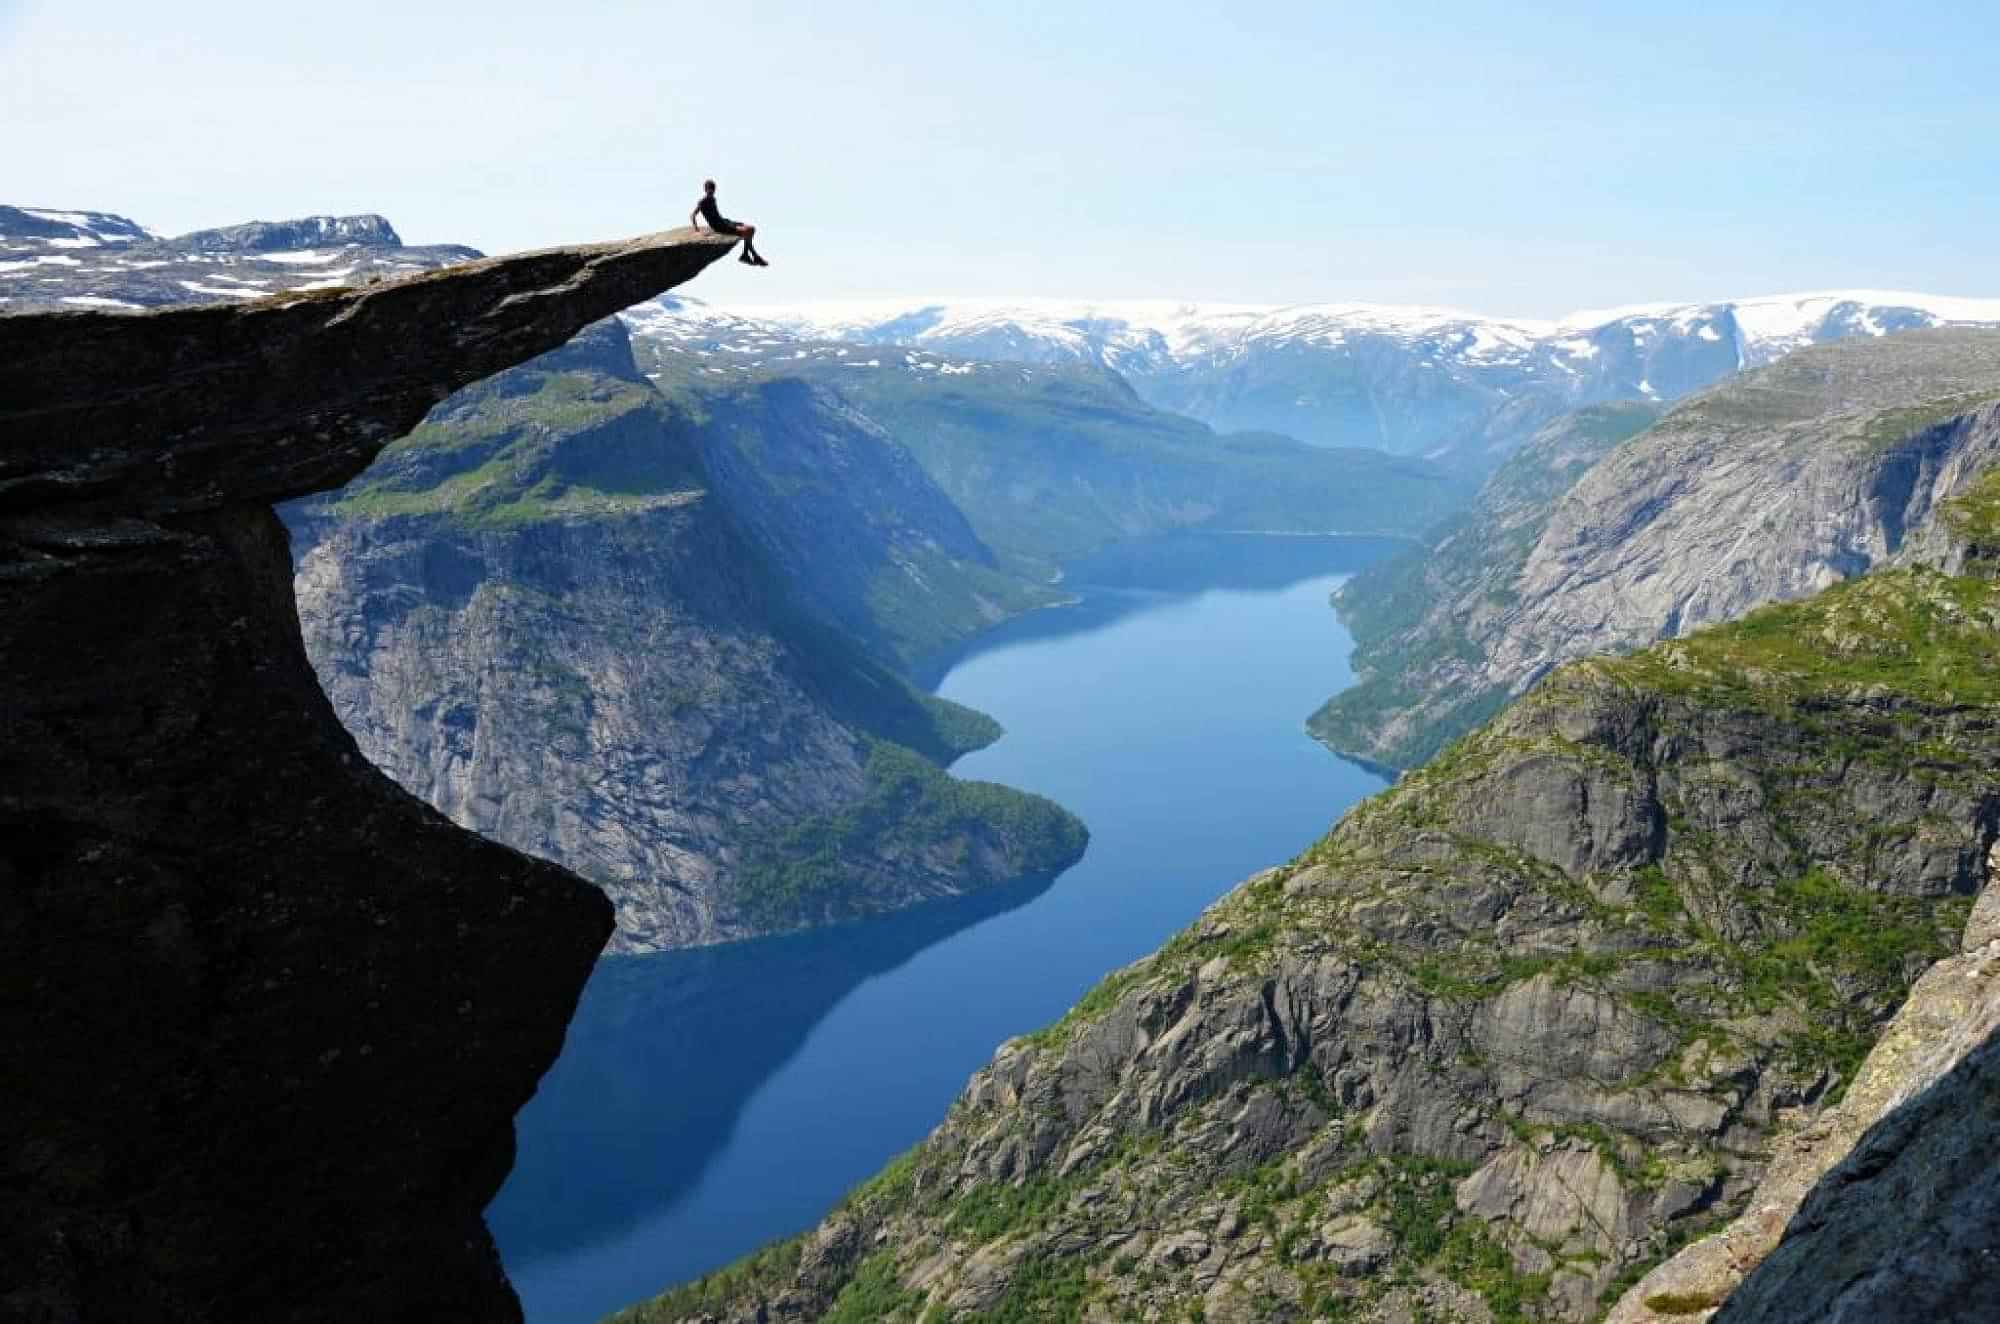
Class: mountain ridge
1315,329,2000,771
640,289,2000,462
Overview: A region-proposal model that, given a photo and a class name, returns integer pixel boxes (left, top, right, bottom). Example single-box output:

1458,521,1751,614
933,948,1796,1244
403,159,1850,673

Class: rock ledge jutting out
0,228,734,1323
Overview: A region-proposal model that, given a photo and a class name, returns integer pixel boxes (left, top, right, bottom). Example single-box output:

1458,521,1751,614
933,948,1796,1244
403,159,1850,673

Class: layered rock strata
0,229,732,1321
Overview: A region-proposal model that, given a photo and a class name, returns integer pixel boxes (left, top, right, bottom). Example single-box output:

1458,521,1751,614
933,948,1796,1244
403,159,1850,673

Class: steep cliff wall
624,561,2000,1323
1607,848,2000,1322
1316,331,2000,771
288,320,1086,952
0,229,732,1321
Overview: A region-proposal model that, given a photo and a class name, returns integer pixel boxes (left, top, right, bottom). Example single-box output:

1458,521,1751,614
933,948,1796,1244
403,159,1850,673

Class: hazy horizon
7,0,1998,317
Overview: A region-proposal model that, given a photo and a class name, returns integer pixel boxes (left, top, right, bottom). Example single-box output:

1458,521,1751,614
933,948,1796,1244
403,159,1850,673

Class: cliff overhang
0,228,734,1322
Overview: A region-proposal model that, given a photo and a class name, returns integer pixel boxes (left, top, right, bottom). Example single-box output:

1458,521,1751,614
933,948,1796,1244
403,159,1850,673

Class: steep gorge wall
628,564,2000,1324
0,229,733,1321
287,320,1086,952
1317,331,2000,771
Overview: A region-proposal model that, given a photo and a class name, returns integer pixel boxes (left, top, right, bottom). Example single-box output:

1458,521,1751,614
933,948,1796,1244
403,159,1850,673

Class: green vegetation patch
1941,465,2000,550
333,369,708,528
1642,1290,1726,1315
603,1238,803,1323
1860,391,2000,450
822,1252,929,1324
1598,567,2000,707
730,740,1088,930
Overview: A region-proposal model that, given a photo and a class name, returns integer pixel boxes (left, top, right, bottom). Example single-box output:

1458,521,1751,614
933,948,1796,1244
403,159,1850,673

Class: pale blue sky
3,0,1995,314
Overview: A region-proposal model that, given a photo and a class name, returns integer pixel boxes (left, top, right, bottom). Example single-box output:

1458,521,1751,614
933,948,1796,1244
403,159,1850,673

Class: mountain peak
169,213,405,252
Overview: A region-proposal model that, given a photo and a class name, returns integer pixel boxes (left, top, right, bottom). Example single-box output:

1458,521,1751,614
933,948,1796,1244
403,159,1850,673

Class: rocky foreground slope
624,512,2000,1320
0,229,732,1321
1316,330,2000,771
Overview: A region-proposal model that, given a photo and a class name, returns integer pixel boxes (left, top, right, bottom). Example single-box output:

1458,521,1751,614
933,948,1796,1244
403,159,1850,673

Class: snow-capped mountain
0,206,477,312
655,290,2000,462
16,201,1996,469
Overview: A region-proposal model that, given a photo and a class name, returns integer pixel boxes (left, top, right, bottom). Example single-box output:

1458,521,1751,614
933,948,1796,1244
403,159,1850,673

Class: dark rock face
1,229,736,516
0,229,734,1321
1608,853,2000,1322
1712,1021,2000,1323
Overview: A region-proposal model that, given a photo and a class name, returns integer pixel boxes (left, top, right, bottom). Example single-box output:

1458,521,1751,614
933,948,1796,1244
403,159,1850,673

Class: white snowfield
651,289,2000,372
252,250,348,265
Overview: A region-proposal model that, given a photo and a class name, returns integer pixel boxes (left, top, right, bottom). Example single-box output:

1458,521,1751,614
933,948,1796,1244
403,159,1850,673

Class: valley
10,201,2000,1324
491,533,1398,1324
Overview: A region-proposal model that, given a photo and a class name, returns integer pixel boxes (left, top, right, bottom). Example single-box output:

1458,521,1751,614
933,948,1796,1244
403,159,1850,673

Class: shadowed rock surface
1708,1009,2000,1322
1,227,738,516
0,230,732,1322
1607,846,2000,1322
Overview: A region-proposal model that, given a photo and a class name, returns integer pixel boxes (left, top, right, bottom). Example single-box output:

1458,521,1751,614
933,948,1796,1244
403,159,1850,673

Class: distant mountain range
15,202,2000,468
0,204,474,310
645,290,2000,462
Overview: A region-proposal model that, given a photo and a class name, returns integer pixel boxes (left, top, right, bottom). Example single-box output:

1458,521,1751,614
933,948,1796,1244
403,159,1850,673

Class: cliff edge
0,229,734,1322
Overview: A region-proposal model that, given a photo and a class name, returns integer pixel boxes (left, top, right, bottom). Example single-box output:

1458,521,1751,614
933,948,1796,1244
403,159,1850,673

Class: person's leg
740,223,767,265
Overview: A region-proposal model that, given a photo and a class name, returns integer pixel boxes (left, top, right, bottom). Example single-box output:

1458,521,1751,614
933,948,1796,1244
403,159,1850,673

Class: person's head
703,179,716,194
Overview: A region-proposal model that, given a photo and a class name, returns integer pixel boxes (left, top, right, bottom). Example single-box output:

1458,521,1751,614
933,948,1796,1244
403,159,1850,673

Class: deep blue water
491,533,1398,1324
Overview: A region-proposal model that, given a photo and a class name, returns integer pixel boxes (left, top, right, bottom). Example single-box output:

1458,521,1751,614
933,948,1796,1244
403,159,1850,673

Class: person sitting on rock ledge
691,179,769,267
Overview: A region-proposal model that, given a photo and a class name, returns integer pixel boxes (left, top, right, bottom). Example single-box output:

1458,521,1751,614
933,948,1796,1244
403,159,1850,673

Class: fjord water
492,533,1398,1324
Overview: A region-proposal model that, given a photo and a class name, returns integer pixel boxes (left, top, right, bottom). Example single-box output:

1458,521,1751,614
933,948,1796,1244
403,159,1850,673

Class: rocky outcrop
620,562,2000,1323
1709,988,2000,1322
2,228,737,515
1318,330,2000,771
1607,847,2000,1322
1313,402,1663,770
287,318,1086,952
0,229,733,1321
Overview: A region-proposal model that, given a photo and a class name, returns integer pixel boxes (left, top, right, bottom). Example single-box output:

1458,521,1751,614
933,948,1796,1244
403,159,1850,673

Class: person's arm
689,205,703,230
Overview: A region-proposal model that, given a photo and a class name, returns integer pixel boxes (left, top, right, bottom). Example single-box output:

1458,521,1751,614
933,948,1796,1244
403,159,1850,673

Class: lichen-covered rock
1608,856,2000,1323
0,229,732,1321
